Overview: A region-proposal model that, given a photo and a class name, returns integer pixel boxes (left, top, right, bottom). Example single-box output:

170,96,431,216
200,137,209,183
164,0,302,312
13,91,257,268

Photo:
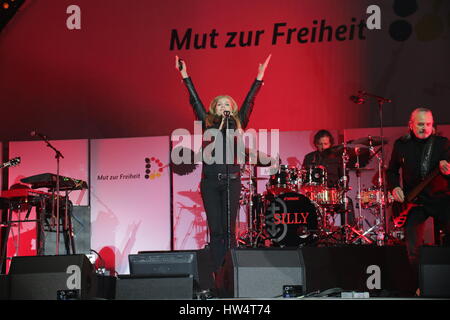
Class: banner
90,136,171,274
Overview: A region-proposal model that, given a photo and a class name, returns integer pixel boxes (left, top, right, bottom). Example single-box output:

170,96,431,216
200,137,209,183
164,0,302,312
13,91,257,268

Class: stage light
0,0,26,32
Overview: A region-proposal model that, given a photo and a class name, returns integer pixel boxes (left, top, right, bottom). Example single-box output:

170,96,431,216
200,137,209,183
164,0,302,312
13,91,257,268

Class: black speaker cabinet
218,248,304,298
115,275,194,300
218,246,416,298
0,275,10,300
420,246,450,298
301,246,416,296
8,254,96,300
130,249,214,291
43,205,91,255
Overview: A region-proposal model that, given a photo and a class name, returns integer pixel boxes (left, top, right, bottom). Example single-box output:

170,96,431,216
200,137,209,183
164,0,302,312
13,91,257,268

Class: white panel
171,134,207,250
90,136,171,274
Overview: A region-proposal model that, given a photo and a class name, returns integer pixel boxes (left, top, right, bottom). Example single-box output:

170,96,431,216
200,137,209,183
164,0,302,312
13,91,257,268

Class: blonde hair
206,95,242,129
209,95,239,115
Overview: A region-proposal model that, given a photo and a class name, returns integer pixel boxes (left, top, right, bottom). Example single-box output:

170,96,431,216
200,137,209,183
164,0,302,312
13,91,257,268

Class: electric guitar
393,165,444,228
0,157,21,169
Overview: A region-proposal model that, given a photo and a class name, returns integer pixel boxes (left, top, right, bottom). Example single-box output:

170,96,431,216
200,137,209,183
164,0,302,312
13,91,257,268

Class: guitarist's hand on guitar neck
439,160,450,175
393,157,449,228
392,186,405,203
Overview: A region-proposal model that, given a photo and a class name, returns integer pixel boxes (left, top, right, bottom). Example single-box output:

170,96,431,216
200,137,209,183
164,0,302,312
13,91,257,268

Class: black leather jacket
182,77,263,175
386,133,450,202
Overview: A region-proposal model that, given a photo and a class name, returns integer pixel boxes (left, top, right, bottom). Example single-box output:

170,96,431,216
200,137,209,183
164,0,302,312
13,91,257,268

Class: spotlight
1,0,26,32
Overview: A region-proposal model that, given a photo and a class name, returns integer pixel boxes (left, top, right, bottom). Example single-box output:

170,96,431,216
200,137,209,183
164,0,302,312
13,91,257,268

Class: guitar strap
420,135,435,180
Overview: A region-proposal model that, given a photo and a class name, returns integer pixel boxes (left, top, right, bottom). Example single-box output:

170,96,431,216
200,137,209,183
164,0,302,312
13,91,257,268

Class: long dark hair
313,129,334,146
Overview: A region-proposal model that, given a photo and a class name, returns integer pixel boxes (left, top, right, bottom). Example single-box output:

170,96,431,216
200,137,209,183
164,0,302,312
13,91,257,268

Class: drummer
302,129,355,226
303,130,342,187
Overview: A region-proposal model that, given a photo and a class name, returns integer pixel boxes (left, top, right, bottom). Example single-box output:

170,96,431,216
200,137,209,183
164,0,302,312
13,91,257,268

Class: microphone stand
40,136,64,255
225,113,232,251
358,91,391,244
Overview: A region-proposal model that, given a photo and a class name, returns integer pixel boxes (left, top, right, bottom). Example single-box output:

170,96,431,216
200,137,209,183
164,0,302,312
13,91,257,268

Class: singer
175,54,271,274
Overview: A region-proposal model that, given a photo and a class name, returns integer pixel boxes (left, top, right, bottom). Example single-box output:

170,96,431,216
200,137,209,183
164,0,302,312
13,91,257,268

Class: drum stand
339,142,373,245
238,165,268,248
365,139,387,245
359,92,391,244
348,149,374,245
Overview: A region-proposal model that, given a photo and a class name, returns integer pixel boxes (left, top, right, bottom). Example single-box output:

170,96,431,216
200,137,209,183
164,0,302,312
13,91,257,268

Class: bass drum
264,192,319,247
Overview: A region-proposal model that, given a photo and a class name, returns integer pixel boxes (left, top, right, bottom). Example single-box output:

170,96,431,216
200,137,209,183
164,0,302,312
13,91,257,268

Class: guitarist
387,108,450,286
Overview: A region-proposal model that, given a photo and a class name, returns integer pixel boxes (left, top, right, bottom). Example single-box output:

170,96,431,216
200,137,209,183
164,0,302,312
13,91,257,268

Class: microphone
30,130,48,140
351,90,392,104
223,110,231,117
349,94,365,104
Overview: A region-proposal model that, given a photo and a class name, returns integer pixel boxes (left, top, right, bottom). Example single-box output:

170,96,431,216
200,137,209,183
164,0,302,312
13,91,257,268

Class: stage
1,245,449,301
1,0,450,309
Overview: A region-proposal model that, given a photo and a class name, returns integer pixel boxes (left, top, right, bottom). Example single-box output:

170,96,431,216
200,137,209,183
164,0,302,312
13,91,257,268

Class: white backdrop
90,136,171,274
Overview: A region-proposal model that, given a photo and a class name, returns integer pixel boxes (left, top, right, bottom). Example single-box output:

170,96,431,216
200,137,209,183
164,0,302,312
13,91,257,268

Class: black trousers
201,175,241,271
405,198,450,278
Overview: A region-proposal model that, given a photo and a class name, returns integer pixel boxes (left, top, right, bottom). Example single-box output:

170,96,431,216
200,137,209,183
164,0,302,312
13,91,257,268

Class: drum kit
237,135,394,248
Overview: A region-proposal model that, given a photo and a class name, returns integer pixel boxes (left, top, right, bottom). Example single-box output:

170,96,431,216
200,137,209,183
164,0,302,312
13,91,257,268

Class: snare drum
302,186,343,206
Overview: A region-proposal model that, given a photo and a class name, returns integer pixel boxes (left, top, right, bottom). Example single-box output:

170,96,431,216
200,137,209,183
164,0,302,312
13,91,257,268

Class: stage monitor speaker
9,254,96,300
219,247,416,298
0,275,10,300
43,205,91,255
130,248,214,291
300,246,416,296
115,275,194,300
218,248,304,298
420,246,450,298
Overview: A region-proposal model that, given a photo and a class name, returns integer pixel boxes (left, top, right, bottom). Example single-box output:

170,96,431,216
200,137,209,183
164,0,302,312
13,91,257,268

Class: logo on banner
144,157,166,180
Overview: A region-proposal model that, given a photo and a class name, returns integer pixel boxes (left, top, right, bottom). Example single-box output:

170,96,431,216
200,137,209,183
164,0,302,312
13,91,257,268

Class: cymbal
326,144,372,168
243,148,278,167
348,136,388,147
328,144,367,153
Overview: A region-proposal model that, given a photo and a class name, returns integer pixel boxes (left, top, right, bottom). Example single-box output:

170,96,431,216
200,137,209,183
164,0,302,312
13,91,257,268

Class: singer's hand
175,55,188,79
392,187,405,203
256,54,271,81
